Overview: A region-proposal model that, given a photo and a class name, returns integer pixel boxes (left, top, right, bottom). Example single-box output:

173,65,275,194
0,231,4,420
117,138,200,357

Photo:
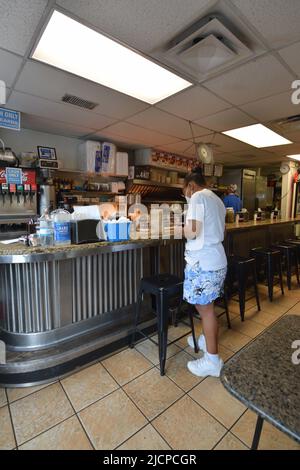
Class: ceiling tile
153,140,196,155
14,60,149,119
204,55,294,105
20,113,95,138
0,49,23,87
269,142,300,156
241,91,298,122
99,122,179,147
278,41,300,76
195,133,253,152
156,86,230,121
194,108,256,131
127,107,209,139
89,131,144,149
57,0,213,53
0,0,48,55
231,0,300,49
6,91,116,130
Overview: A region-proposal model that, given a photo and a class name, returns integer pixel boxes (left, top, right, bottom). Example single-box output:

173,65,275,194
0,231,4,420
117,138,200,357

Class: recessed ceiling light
222,124,292,148
287,154,300,161
32,10,192,104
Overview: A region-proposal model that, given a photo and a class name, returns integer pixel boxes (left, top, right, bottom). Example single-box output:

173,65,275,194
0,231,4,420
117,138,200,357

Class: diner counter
1,217,299,387
225,216,300,232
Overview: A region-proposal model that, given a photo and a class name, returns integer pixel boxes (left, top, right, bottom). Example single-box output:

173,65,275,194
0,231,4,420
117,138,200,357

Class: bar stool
271,243,300,290
227,256,261,322
285,239,300,266
130,273,199,375
250,247,284,301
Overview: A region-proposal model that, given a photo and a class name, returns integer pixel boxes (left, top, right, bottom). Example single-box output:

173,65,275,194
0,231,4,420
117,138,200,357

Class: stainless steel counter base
0,239,185,386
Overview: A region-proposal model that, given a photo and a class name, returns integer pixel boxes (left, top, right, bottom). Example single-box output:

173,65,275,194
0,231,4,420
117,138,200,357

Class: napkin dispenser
71,219,105,244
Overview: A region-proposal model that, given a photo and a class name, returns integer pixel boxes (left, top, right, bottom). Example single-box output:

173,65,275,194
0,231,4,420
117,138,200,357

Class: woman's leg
195,302,218,354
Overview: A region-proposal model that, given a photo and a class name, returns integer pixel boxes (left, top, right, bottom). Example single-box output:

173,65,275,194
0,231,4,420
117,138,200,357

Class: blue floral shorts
183,263,227,305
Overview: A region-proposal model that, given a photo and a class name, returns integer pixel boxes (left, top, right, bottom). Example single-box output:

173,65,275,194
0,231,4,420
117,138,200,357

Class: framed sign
37,146,57,160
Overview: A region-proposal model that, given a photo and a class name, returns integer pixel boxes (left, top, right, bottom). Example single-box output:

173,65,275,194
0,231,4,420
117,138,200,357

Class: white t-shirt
185,189,227,271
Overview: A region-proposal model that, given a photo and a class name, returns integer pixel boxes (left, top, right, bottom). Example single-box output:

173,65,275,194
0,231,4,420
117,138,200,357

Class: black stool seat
139,273,183,295
251,247,284,301
130,273,199,376
227,256,261,321
271,243,300,290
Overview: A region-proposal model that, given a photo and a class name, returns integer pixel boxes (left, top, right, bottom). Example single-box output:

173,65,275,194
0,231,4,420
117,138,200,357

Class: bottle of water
38,210,54,246
51,209,71,246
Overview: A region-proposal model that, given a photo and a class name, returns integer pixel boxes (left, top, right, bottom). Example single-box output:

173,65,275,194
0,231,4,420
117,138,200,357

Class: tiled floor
1,280,300,450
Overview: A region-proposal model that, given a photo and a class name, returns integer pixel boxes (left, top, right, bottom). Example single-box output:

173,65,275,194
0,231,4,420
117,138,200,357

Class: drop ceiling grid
0,0,299,164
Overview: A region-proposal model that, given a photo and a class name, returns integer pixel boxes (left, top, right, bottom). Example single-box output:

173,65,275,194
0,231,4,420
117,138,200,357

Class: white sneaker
187,334,207,352
187,354,224,377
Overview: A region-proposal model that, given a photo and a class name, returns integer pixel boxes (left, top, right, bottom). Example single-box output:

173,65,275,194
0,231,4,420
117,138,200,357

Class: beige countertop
225,217,300,232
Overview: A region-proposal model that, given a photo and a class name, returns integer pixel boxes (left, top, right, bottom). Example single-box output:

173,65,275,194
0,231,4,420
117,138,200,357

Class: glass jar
226,207,235,224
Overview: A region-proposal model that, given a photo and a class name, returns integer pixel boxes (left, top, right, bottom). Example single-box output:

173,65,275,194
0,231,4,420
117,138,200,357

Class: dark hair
184,165,206,187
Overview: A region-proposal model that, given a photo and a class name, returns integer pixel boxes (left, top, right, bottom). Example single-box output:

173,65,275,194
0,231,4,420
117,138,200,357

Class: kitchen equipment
39,184,56,215
71,219,102,244
0,138,18,166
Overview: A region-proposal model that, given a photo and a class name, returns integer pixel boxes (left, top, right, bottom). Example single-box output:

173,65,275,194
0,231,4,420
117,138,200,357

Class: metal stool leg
237,265,246,321
277,255,285,295
286,251,292,290
188,307,199,353
130,286,143,348
252,263,261,312
157,290,169,376
251,416,264,450
267,255,274,301
223,287,231,329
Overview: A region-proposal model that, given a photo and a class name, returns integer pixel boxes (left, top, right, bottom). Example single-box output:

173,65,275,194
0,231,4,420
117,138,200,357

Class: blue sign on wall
0,107,21,130
6,168,22,185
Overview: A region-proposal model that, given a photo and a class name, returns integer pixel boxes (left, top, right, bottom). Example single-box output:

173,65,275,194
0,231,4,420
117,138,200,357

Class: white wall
0,127,82,170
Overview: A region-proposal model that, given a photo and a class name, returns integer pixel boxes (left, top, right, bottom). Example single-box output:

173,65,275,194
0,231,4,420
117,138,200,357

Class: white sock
206,352,220,365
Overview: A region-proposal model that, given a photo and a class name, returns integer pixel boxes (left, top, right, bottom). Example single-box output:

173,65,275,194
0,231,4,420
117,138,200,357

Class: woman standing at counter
183,167,227,377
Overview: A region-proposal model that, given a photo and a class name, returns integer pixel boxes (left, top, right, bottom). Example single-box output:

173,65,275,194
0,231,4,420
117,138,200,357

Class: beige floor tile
214,432,248,450
259,299,293,315
228,298,259,315
10,383,73,446
102,348,153,386
164,350,205,392
79,389,146,450
153,395,226,450
244,307,283,326
7,382,56,403
284,302,300,315
231,409,300,450
123,368,184,420
218,328,251,352
189,377,246,429
0,405,16,450
231,317,266,338
136,339,181,365
0,388,7,407
19,416,92,450
61,363,119,412
167,324,192,342
270,295,299,309
118,424,170,450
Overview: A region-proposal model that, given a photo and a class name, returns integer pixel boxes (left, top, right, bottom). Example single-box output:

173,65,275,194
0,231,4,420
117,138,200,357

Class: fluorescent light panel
287,154,300,161
32,10,192,104
222,124,292,148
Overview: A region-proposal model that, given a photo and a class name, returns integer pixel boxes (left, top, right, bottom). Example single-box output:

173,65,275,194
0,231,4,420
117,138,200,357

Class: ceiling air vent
61,94,98,110
271,114,300,133
162,14,252,80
